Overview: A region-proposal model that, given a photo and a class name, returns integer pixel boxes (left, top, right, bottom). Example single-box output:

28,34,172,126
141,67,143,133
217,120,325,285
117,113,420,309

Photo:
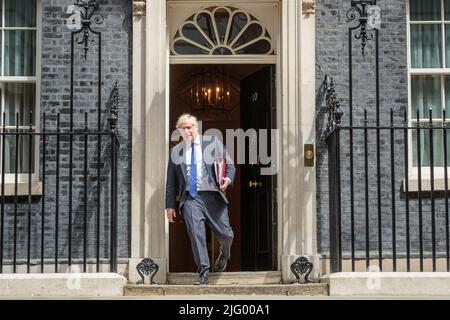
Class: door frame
129,0,318,284
166,0,282,272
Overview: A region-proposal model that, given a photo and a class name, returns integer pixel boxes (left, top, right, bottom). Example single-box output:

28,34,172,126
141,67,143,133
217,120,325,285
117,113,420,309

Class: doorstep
126,271,328,296
167,271,282,285
124,283,329,296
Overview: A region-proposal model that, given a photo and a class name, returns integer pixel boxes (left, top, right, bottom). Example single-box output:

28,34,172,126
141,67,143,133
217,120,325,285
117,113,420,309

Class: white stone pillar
280,0,319,283
129,0,168,284
299,0,318,265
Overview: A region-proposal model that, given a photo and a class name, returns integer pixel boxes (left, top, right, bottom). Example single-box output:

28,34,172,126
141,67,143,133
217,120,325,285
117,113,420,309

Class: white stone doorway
130,0,318,284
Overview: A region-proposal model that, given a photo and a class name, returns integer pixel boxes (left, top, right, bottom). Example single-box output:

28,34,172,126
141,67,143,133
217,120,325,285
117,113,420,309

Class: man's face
179,121,197,143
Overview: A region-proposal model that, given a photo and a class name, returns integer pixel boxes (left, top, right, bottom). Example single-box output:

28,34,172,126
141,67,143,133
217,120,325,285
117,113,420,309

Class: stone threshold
124,283,329,296
166,271,282,285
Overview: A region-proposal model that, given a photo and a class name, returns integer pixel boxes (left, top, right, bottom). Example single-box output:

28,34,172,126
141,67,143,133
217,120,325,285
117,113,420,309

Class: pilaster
280,0,318,283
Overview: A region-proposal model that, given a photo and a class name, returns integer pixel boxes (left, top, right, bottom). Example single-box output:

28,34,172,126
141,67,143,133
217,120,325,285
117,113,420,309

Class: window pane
214,8,230,43
229,12,248,45
411,75,441,119
4,131,35,174
212,47,233,55
4,31,36,76
236,39,272,54
173,39,209,55
196,13,216,44
3,83,36,126
411,25,442,68
446,0,450,20
233,23,263,48
446,25,450,67
447,130,450,165
5,0,36,27
181,23,211,48
412,123,444,167
410,0,441,21
445,76,450,111
0,32,2,75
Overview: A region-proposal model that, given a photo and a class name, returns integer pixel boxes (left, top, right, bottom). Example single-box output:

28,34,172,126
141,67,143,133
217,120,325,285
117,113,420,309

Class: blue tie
189,143,198,197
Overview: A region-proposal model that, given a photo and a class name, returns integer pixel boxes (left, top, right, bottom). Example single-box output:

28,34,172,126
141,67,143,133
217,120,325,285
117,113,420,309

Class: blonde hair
176,113,198,129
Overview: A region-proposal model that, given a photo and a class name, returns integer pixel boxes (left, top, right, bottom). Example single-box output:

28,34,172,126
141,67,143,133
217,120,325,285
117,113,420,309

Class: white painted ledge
324,272,450,297
0,182,42,196
0,273,126,297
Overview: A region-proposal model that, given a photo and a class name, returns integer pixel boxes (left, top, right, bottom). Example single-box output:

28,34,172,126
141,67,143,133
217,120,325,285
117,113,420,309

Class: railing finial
323,76,344,138
108,81,119,132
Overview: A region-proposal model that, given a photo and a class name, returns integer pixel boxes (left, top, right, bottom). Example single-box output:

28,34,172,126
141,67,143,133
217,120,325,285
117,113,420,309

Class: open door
240,66,277,271
169,64,276,272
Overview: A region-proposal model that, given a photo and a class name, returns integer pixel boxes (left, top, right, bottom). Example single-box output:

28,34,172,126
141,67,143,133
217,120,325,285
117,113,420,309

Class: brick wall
315,0,424,259
1,0,132,264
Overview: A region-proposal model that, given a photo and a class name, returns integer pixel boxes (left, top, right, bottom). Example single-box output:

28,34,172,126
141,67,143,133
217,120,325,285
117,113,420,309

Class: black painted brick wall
315,0,447,261
1,0,132,264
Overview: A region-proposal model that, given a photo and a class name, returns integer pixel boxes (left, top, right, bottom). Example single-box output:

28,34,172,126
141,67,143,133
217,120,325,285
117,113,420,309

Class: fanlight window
171,6,274,55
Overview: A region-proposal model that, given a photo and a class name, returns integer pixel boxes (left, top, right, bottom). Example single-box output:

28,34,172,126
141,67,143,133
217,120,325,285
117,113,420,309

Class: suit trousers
181,191,234,273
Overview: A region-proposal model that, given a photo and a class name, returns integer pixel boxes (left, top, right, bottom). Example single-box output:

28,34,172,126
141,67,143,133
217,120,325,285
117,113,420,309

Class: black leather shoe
194,271,209,285
214,252,228,272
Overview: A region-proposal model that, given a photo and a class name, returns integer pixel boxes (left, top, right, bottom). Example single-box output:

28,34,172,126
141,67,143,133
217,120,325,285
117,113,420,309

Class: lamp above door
177,67,240,114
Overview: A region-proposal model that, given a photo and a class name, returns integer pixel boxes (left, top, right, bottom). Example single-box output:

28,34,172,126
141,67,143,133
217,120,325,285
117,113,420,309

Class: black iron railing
321,0,450,273
325,78,450,273
0,83,119,274
0,1,120,274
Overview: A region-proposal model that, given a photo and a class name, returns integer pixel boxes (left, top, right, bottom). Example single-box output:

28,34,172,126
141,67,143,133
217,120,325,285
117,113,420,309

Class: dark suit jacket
165,135,236,210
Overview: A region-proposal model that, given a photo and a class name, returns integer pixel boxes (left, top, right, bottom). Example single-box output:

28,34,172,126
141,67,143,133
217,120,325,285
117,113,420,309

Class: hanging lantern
178,68,239,113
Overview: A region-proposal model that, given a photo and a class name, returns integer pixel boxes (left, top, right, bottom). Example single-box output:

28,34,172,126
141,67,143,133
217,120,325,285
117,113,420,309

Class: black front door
240,66,277,271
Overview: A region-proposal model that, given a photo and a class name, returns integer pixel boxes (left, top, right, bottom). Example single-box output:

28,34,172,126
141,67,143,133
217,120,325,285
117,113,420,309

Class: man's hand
166,208,176,223
220,177,230,192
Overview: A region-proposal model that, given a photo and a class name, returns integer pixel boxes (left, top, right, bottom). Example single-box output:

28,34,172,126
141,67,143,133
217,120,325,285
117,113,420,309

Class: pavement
1,295,450,300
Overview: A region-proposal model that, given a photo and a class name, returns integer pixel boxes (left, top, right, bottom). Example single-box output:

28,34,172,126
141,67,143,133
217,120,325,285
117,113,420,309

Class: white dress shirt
185,135,231,192
185,135,203,190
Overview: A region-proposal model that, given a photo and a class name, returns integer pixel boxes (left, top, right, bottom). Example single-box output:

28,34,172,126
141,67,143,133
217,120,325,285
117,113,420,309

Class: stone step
124,283,329,296
167,272,282,285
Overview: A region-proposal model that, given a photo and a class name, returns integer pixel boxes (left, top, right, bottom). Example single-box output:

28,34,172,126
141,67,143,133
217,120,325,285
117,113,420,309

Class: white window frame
168,1,278,65
0,0,41,184
171,6,274,56
407,0,450,179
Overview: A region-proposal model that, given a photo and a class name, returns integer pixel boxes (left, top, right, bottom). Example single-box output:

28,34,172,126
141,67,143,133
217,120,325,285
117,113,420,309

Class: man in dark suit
166,113,235,285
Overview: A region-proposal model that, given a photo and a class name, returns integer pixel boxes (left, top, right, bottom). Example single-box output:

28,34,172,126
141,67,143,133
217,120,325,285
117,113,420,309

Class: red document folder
214,158,226,185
